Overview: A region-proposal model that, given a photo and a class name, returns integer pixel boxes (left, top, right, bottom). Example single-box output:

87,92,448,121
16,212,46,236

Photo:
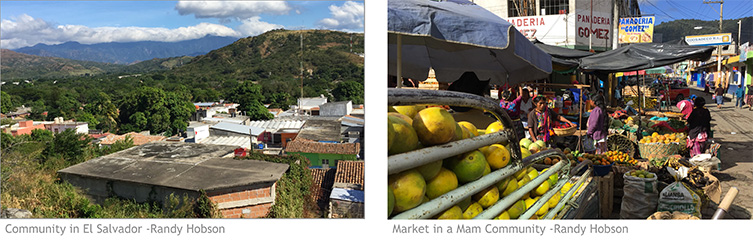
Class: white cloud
237,16,285,37
0,14,240,49
175,1,291,19
317,1,364,31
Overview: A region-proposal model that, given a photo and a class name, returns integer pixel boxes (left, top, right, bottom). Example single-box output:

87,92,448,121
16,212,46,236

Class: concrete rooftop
58,142,289,192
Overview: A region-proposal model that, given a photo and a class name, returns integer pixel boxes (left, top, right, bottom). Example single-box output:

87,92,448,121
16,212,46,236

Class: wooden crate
596,172,614,219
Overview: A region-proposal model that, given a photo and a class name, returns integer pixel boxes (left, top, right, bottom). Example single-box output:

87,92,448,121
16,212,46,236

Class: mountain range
12,35,238,64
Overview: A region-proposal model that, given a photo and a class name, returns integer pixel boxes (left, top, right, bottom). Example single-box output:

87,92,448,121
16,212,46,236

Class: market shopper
735,83,746,109
687,97,712,157
527,96,575,146
714,82,725,108
747,84,753,111
587,94,609,154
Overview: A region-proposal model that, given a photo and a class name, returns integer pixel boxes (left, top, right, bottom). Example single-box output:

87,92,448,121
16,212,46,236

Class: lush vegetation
1,29,364,134
239,152,319,218
0,129,220,218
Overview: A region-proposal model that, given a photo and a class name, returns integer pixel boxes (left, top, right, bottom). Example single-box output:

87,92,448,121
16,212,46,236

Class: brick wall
206,183,276,218
219,203,273,218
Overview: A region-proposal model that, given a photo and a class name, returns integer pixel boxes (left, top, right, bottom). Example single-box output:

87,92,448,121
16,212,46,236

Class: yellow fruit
446,150,487,183
462,202,484,219
425,168,459,199
484,144,511,170
526,169,539,181
531,180,550,197
520,147,532,159
413,107,456,146
388,112,413,125
483,163,491,176
485,121,506,135
435,205,463,219
388,117,395,151
547,192,561,210
416,160,443,181
514,167,530,180
457,121,479,137
388,186,395,216
535,199,549,217
495,211,510,220
524,197,537,210
517,174,532,188
393,105,420,120
388,170,426,213
457,196,472,211
388,115,420,155
652,132,659,137
473,186,500,208
499,177,519,197
460,125,472,140
453,123,463,141
507,200,527,219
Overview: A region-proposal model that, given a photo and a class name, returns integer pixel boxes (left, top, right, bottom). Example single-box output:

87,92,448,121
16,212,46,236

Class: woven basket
607,134,636,158
638,142,680,160
553,126,576,136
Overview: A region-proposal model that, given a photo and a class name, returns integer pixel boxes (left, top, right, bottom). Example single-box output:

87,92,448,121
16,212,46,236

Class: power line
641,0,678,21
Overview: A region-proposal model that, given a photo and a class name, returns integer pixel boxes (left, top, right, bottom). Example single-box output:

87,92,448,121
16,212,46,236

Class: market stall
387,0,599,220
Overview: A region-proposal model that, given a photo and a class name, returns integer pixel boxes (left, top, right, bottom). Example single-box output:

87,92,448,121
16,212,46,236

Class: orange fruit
413,107,456,146
388,169,426,213
483,144,511,170
425,168,459,199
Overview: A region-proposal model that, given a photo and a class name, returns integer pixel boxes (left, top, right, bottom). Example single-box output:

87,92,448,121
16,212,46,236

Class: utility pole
300,33,304,100
738,19,742,54
704,0,723,81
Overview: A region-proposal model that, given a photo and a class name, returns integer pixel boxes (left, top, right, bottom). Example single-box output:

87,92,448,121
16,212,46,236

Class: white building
471,0,641,51
319,101,353,117
47,117,88,134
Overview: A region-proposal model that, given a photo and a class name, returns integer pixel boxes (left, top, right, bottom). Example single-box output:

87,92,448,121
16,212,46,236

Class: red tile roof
309,168,336,211
285,139,360,155
100,132,165,146
334,161,364,189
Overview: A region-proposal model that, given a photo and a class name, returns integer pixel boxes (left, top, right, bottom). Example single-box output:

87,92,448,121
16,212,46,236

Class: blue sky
0,1,364,49
640,0,752,24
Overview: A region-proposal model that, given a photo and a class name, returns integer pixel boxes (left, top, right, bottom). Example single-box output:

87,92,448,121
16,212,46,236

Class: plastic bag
657,167,702,218
689,154,721,172
620,172,658,219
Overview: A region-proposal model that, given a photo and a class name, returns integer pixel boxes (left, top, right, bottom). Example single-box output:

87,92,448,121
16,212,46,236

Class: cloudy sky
0,1,365,50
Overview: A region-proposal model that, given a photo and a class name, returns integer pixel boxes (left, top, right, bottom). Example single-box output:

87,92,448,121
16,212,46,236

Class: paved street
683,86,753,219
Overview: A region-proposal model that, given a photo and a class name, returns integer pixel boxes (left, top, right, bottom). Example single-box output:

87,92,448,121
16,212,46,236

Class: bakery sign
507,14,568,44
575,0,613,50
618,16,655,44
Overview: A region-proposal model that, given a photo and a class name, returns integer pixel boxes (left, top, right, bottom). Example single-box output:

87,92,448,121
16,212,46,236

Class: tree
331,80,364,104
42,129,91,164
83,92,118,132
117,86,193,134
226,83,273,120
75,112,99,129
1,91,15,114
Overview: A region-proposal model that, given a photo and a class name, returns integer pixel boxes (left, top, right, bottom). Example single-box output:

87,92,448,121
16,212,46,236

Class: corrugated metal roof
198,136,250,148
210,122,265,136
247,120,304,130
330,188,364,203
201,117,247,124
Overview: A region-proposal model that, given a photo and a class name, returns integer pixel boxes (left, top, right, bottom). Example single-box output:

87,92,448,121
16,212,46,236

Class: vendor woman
687,97,712,157
527,96,575,146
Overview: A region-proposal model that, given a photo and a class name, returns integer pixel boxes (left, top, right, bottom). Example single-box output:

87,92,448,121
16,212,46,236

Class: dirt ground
687,87,753,219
